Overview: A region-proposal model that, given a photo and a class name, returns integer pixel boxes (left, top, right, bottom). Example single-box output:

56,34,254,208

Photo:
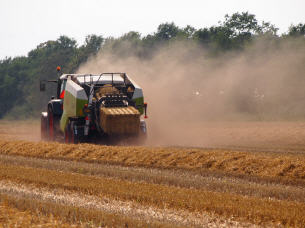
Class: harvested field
1,139,305,180
0,198,74,228
0,191,169,228
0,121,305,227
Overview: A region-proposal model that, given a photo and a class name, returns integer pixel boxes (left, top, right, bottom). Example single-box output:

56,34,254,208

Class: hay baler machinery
40,72,148,144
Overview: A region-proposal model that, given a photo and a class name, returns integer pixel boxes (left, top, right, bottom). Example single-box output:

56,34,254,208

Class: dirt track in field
0,121,305,227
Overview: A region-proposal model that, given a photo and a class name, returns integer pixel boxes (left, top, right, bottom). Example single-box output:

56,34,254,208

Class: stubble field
0,120,304,227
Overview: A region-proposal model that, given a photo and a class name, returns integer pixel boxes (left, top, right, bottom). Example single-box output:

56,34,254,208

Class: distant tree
182,25,196,39
57,35,77,49
194,26,233,52
155,23,180,41
288,23,305,36
84,34,104,54
0,57,29,118
220,12,278,49
258,21,279,36
104,31,143,57
223,12,260,38
120,31,141,41
193,28,212,45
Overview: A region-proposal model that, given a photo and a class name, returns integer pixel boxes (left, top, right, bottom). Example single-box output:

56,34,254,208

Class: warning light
57,66,61,72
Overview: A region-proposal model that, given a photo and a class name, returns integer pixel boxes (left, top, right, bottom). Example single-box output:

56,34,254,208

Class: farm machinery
40,69,148,144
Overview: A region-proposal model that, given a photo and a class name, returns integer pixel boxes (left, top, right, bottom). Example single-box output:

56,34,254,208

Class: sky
0,0,304,59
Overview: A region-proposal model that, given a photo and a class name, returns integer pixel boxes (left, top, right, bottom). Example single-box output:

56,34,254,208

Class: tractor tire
48,106,55,141
64,122,71,144
41,112,48,141
139,120,147,142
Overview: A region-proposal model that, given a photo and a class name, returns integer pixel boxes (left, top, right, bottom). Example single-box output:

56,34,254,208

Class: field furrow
0,159,304,226
0,154,304,203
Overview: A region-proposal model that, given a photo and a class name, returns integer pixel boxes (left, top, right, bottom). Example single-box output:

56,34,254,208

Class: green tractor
40,70,148,144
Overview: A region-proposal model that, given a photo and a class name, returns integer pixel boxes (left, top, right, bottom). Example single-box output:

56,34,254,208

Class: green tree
155,23,180,41
288,23,305,36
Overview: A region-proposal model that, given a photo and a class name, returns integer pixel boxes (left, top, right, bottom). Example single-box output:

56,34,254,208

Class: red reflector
85,116,89,120
60,90,65,99
61,104,63,110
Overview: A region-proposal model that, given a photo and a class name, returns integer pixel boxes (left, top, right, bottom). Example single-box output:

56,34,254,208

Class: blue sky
0,0,304,59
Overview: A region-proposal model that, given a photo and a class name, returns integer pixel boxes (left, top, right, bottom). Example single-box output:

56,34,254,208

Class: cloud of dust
77,37,305,147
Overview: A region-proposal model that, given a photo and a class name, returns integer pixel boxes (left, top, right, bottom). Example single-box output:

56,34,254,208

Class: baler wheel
65,120,78,144
70,121,79,144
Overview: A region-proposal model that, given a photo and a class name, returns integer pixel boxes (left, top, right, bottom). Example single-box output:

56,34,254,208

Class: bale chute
99,106,140,135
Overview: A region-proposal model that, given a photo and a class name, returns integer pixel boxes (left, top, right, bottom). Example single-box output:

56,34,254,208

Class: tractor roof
60,73,125,85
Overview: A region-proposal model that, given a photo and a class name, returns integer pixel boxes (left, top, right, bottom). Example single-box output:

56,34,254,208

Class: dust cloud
77,37,305,147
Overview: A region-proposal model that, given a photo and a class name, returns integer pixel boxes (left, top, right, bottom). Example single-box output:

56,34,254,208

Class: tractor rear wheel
64,123,71,143
48,107,55,141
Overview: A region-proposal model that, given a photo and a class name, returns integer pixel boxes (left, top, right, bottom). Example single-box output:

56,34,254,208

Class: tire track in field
0,180,254,228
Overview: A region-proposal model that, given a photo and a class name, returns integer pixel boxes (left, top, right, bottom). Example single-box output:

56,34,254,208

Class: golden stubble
0,139,305,181
0,164,304,227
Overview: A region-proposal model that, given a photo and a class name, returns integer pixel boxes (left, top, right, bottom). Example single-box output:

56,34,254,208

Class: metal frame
74,73,130,136
78,73,129,101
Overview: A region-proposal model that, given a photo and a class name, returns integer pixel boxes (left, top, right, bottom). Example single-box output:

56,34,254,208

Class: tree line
0,12,304,119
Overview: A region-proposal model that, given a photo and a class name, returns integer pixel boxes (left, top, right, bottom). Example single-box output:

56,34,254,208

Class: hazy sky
0,0,304,59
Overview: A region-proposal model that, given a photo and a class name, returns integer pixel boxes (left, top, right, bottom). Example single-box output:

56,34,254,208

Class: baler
40,72,147,144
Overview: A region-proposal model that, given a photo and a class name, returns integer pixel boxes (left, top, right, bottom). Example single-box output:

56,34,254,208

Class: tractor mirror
40,81,46,91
